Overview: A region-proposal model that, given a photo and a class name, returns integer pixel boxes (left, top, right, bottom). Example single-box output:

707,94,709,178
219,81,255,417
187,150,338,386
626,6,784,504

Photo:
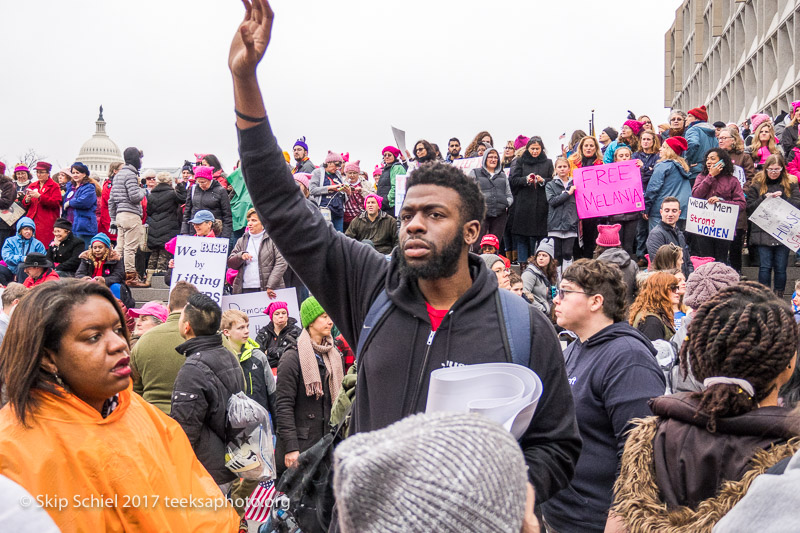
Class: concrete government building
665,0,800,121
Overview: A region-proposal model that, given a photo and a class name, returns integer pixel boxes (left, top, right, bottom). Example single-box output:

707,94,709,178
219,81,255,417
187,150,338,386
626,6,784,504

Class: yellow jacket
0,383,238,532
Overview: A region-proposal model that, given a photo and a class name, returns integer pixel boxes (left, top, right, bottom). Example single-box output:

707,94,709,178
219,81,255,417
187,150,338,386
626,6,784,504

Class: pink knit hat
750,113,771,132
194,166,214,180
264,301,288,320
373,164,383,177
294,173,311,190
364,193,383,209
623,120,644,136
690,256,716,270
513,135,530,151
596,224,622,247
344,160,361,174
792,101,800,114
382,146,401,158
324,151,344,164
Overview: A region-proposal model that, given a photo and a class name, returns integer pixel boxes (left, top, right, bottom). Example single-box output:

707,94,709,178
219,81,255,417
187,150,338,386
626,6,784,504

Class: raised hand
228,0,275,79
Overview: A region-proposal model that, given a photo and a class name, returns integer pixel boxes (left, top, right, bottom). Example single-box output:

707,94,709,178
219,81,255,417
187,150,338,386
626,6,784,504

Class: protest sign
573,160,645,219
685,197,739,241
394,173,407,218
451,157,483,174
222,288,301,338
170,235,229,303
749,196,800,252
391,126,407,156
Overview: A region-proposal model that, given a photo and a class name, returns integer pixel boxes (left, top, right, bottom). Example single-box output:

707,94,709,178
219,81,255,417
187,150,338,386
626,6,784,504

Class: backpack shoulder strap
497,289,532,367
355,289,392,364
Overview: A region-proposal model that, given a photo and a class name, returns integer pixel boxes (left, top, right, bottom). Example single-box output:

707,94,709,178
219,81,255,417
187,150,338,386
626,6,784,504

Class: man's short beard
398,228,465,280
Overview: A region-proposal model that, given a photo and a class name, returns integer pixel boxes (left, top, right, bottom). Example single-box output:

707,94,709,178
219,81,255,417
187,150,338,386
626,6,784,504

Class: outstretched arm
228,0,273,130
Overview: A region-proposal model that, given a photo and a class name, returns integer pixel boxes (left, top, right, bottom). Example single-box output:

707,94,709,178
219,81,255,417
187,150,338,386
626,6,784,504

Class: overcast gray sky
1,0,683,173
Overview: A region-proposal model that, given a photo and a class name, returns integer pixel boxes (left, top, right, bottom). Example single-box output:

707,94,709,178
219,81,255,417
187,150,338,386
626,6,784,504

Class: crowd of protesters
2,1,800,532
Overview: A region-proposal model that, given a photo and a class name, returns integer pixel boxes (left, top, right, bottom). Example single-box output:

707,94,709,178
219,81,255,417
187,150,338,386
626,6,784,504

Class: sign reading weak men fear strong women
573,160,645,219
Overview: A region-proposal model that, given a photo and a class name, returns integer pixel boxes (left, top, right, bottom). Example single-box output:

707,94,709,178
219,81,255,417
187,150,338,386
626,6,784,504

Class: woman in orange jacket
0,279,239,532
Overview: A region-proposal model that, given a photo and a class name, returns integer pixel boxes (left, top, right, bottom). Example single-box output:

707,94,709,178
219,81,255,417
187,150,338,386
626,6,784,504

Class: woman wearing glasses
629,271,680,342
745,154,800,298
309,151,347,232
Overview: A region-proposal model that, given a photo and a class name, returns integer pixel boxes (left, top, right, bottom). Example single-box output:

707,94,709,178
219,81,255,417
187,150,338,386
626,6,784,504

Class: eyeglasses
35,170,48,174
642,120,652,125
505,146,514,150
767,168,783,174
556,288,587,299
146,177,155,180
334,162,343,167
669,284,680,293
415,147,426,153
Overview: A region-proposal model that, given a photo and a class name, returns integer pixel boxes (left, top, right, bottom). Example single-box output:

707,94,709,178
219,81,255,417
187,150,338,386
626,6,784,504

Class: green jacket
131,312,187,415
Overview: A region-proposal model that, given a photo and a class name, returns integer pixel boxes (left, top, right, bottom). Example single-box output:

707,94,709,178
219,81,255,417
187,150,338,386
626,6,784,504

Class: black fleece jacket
238,119,581,502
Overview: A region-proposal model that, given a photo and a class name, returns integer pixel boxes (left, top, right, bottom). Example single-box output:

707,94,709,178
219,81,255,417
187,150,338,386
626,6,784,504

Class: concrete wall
665,0,800,121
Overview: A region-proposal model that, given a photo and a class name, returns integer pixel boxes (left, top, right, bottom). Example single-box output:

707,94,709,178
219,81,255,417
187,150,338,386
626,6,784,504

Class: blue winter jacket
2,217,46,274
644,160,692,220
63,181,98,237
684,122,718,179
603,140,631,164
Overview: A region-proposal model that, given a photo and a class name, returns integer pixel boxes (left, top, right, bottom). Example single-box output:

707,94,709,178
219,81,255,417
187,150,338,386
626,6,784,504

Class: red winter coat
97,179,114,241
22,268,60,288
21,178,62,248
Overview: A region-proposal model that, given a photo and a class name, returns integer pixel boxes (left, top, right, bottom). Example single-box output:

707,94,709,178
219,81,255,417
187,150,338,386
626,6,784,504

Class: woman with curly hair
464,131,493,158
612,282,800,532
629,271,680,341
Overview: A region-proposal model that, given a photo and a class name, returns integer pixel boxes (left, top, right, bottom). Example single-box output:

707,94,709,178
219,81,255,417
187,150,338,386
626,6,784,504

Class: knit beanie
684,261,739,309
123,147,143,170
0,162,5,175
90,233,112,249
344,160,361,174
53,218,72,231
480,253,504,270
750,113,771,132
535,237,555,259
372,164,382,177
603,127,618,141
294,173,311,190
382,146,401,159
300,296,325,329
792,101,800,115
265,301,288,320
623,119,644,136
324,151,344,165
364,193,382,209
194,166,214,180
294,136,309,152
596,224,622,247
688,105,708,122
513,135,530,151
690,255,716,270
181,161,194,174
664,136,688,155
333,411,527,533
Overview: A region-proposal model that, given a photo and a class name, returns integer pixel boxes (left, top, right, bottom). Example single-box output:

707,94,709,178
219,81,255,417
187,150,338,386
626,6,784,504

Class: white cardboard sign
749,196,800,252
685,197,739,241
221,288,301,339
170,235,229,304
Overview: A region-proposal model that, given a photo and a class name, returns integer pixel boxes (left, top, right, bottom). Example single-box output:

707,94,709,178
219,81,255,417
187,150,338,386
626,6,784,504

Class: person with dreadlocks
611,281,800,532
75,233,126,298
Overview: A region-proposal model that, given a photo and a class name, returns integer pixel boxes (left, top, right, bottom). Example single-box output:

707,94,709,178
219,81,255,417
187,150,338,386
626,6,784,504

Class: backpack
266,288,533,533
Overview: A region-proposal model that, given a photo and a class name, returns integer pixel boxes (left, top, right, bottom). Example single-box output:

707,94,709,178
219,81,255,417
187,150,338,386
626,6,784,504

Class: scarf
296,329,344,404
91,248,110,276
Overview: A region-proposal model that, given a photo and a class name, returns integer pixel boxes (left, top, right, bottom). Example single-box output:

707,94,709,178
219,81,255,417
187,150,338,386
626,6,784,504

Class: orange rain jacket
0,382,238,532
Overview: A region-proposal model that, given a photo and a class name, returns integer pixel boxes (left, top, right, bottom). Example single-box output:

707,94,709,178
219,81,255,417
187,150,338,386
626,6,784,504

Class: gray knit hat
684,261,740,309
480,253,504,270
333,412,527,533
535,238,555,259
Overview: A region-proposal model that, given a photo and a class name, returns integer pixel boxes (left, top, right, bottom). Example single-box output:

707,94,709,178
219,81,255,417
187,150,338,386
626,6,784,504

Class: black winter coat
171,334,245,484
75,249,126,286
182,180,233,238
509,151,553,237
47,232,84,274
274,347,333,476
254,317,303,368
147,182,185,248
0,177,17,231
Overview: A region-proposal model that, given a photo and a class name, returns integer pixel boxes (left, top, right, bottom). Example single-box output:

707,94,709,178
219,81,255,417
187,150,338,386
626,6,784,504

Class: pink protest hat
128,301,169,323
364,193,383,209
596,224,622,247
194,166,214,180
690,256,716,270
294,173,311,189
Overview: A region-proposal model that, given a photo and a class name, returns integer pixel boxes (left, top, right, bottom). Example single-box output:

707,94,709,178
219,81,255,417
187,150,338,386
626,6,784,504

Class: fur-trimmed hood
612,394,800,532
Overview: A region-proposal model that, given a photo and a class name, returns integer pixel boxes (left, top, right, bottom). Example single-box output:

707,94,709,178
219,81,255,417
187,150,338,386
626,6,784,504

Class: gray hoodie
468,148,513,217
597,248,638,304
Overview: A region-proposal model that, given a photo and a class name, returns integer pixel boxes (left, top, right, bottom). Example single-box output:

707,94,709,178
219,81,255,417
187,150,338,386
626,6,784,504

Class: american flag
558,132,567,140
244,480,276,523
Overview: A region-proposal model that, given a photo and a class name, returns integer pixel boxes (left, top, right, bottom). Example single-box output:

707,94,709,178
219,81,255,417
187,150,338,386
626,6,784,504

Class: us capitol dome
75,105,123,179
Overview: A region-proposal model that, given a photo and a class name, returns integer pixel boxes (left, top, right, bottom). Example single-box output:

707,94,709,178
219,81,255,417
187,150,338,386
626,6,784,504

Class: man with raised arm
228,0,580,505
